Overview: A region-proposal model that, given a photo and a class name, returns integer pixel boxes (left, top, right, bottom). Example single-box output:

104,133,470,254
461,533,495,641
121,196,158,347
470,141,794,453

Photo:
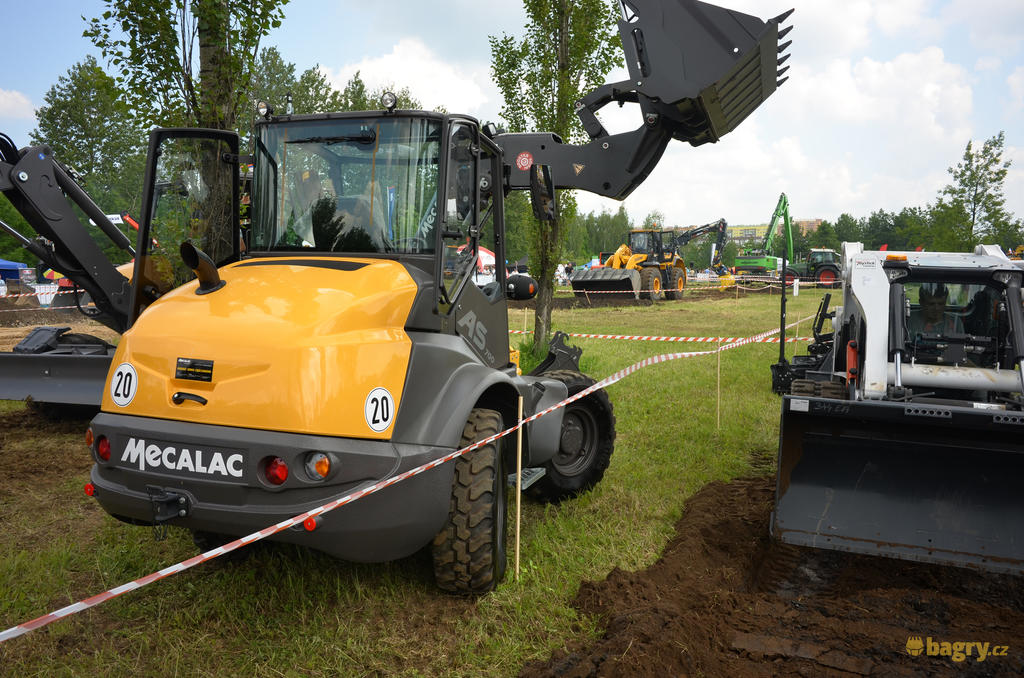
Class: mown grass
0,288,826,676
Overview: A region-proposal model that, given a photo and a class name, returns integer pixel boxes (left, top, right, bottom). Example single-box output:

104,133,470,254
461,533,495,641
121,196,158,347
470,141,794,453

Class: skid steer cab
83,0,794,593
775,242,1024,575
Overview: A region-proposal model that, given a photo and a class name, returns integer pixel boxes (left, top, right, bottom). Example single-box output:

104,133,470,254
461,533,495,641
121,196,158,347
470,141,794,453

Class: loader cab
883,259,1024,404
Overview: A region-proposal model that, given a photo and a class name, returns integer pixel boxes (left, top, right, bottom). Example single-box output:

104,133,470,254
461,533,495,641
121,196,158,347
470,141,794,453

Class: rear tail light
264,457,289,485
96,436,111,461
84,483,96,497
304,452,331,480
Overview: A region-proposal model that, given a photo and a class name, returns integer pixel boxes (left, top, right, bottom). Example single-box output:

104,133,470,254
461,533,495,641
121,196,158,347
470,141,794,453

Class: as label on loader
365,387,395,433
790,398,809,412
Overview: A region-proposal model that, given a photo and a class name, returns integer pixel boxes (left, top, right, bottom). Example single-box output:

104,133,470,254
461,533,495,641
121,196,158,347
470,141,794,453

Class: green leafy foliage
84,0,289,130
490,0,623,353
27,56,146,264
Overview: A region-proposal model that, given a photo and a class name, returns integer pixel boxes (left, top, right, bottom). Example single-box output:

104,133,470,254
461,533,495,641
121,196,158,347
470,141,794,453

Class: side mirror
507,274,538,301
529,163,557,222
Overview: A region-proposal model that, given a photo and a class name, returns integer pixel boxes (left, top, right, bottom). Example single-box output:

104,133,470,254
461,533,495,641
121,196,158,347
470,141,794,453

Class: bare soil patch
523,477,1024,677
0,309,119,351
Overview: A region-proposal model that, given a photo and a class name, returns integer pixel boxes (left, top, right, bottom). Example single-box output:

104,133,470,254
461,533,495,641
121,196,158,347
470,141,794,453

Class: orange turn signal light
885,254,908,261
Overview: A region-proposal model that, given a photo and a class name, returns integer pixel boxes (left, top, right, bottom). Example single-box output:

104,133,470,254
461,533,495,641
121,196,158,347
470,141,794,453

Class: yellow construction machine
571,219,730,300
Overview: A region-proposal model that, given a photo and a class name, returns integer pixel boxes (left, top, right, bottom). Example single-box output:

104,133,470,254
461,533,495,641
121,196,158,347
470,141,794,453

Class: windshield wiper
289,131,376,145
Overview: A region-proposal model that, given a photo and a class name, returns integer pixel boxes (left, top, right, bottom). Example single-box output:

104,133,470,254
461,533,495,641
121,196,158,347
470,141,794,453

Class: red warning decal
515,151,533,171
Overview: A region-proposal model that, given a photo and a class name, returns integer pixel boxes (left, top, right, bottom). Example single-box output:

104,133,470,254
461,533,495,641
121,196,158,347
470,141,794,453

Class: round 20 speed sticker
364,387,395,433
110,362,138,407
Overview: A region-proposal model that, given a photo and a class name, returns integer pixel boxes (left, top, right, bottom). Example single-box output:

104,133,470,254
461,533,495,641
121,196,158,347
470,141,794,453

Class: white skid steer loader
774,242,1024,574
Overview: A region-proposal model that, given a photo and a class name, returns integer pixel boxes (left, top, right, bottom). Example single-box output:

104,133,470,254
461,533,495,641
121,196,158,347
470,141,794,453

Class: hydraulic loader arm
495,0,793,199
761,192,792,262
671,218,728,250
0,134,134,332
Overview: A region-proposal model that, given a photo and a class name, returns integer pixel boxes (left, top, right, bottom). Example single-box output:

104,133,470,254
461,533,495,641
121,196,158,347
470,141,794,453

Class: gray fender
393,333,567,465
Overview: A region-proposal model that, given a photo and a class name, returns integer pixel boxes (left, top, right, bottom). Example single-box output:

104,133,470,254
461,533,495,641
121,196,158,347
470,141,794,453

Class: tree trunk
197,0,234,130
532,214,561,354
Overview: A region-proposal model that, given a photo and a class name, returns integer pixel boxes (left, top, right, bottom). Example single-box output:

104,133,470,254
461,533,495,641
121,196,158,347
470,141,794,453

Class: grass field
0,288,827,676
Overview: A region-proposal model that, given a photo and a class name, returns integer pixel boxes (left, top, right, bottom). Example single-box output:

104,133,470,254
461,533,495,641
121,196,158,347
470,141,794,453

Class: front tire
640,267,664,301
529,370,615,503
431,408,507,594
665,267,685,300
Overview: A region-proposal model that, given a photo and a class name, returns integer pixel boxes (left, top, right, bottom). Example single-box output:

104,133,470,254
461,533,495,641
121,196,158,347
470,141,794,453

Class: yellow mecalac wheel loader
773,242,1024,574
570,219,729,300
82,0,794,594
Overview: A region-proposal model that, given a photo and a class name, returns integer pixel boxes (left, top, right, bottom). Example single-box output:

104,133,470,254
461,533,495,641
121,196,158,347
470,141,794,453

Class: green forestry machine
735,193,840,285
772,243,1024,574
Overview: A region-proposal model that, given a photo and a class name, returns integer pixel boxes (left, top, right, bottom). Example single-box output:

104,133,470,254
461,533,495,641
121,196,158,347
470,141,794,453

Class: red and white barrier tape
0,315,809,643
0,305,81,313
1,289,77,299
509,330,811,343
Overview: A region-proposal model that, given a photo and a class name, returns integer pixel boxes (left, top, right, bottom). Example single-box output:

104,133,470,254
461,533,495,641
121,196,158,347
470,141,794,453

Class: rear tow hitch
146,486,191,540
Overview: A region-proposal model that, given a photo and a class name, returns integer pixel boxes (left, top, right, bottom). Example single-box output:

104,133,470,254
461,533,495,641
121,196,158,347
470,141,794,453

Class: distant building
725,218,823,245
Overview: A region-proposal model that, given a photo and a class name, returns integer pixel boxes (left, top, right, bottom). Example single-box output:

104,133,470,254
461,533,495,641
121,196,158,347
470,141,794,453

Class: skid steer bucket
773,396,1024,574
569,268,641,300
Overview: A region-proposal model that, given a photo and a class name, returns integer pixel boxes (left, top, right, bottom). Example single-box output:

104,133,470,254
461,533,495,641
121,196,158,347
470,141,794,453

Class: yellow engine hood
102,257,418,439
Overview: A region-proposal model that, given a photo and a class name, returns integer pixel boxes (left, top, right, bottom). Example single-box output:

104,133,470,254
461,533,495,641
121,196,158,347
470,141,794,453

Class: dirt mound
522,477,1024,677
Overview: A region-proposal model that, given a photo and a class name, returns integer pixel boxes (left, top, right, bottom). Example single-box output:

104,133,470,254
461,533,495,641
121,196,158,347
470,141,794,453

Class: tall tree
85,0,288,131
642,210,667,229
31,57,147,219
19,57,147,265
490,0,622,353
931,131,1016,249
833,213,863,244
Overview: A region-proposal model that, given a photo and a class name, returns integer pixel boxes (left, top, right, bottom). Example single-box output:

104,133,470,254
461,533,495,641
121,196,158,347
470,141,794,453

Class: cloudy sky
2,0,1022,228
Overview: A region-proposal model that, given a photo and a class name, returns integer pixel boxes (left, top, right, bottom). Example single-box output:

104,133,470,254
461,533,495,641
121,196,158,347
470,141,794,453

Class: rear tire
815,266,840,288
640,267,664,301
665,267,684,300
529,370,615,503
432,408,507,594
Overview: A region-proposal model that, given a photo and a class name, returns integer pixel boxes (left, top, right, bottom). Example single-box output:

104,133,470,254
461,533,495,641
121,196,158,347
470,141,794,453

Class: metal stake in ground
515,395,523,582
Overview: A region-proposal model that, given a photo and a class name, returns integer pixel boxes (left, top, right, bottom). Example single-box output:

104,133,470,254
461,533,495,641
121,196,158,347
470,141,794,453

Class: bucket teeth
778,39,792,54
778,25,793,40
774,8,795,24
778,53,791,67
777,76,789,88
777,65,790,78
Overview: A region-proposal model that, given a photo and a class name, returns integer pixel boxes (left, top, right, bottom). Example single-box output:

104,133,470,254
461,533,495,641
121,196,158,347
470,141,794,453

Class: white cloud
0,89,33,118
322,38,500,121
1009,67,1024,113
943,0,1024,57
1005,145,1024,219
975,56,1001,72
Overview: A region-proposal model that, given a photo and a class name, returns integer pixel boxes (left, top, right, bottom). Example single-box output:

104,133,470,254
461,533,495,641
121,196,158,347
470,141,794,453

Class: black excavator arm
672,218,730,272
495,0,793,199
0,133,134,333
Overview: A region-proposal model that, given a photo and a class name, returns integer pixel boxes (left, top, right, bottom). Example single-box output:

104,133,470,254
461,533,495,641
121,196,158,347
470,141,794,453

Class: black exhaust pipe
179,242,225,295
